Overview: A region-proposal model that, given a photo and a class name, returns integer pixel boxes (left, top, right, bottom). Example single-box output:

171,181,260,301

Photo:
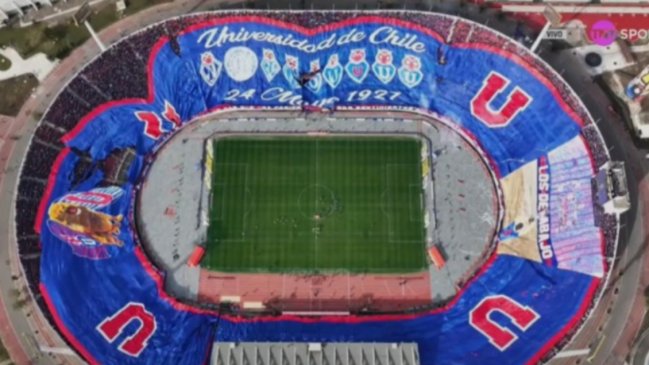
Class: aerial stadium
6,8,630,365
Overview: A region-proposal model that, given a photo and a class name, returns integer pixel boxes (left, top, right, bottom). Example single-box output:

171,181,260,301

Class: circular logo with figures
47,186,125,260
224,46,259,82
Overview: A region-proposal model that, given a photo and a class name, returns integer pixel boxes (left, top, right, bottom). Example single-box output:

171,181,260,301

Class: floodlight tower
530,4,562,53
74,1,106,52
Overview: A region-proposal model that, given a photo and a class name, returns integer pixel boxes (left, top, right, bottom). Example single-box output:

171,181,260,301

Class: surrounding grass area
0,0,169,60
206,136,427,274
0,74,38,116
0,0,170,116
0,6,115,60
0,338,9,363
0,54,10,71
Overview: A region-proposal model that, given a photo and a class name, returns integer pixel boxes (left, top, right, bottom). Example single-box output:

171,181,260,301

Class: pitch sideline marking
210,138,426,273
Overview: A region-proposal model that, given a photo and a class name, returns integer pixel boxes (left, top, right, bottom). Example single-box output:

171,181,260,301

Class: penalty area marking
410,183,424,223
385,163,421,242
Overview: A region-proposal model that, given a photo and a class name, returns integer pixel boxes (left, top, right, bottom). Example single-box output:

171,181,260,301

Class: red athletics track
198,269,433,312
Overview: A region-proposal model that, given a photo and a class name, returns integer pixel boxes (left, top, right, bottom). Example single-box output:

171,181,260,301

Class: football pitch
205,136,427,273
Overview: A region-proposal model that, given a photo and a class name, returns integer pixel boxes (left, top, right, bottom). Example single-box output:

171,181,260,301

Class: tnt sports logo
589,19,649,46
589,20,617,46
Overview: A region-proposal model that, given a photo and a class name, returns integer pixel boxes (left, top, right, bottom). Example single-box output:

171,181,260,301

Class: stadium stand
67,76,112,107
17,178,46,202
21,146,57,180
85,45,149,101
12,11,620,365
34,123,66,147
44,93,93,132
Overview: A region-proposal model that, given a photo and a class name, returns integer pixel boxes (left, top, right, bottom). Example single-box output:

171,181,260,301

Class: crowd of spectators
602,213,618,258
100,148,137,186
79,44,148,102
583,124,610,169
450,21,471,45
19,254,54,329
34,123,65,148
126,24,166,59
17,179,46,202
44,91,93,132
21,254,40,283
401,12,455,40
21,144,59,180
156,9,458,40
15,198,37,239
17,236,40,257
67,76,111,109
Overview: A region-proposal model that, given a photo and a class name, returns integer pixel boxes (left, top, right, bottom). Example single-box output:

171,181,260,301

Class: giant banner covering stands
22,12,615,365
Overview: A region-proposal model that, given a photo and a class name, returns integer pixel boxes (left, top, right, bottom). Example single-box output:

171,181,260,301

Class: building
0,0,58,23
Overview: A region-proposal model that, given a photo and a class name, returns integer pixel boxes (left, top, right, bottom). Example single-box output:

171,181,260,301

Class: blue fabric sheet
38,16,601,365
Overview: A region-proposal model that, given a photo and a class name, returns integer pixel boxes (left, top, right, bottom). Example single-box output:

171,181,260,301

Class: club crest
260,48,281,83
47,186,125,260
372,49,397,85
305,59,323,93
282,54,300,89
223,46,258,82
322,54,343,89
344,49,370,84
398,54,424,89
199,51,222,87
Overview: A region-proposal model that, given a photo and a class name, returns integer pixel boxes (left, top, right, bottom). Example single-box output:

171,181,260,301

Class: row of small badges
197,46,425,92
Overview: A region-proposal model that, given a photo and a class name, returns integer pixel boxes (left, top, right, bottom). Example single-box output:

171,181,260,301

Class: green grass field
205,136,427,273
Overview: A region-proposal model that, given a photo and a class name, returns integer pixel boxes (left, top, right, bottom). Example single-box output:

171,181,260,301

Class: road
632,328,649,365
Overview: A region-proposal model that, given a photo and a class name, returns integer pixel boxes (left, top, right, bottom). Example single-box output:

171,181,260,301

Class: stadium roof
211,342,420,365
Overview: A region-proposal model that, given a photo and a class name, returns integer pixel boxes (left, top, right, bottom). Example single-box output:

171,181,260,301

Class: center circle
297,184,339,220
